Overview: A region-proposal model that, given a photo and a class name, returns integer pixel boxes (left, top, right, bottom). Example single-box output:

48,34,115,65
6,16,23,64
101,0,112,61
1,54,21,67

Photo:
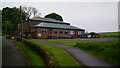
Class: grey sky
0,2,118,33
1,0,119,2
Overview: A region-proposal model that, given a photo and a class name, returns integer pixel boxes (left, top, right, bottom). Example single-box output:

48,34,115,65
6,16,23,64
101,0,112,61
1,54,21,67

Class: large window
54,29,58,34
59,30,63,34
41,29,47,34
64,30,69,34
78,31,82,35
70,31,74,35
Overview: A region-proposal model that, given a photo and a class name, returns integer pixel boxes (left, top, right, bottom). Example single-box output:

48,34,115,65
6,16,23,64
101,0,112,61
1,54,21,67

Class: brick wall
17,21,39,30
35,28,85,39
16,20,85,39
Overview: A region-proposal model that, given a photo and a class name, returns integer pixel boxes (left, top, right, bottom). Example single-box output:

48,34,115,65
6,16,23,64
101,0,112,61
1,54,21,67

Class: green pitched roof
31,22,85,30
30,17,66,24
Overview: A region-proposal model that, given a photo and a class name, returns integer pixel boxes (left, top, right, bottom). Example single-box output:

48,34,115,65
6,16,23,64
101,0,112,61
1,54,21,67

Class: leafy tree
90,32,97,35
45,13,63,21
2,6,40,35
2,7,27,35
0,10,1,36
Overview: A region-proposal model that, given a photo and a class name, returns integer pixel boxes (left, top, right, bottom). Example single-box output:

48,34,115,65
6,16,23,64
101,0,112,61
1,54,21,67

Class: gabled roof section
31,22,85,30
30,17,69,24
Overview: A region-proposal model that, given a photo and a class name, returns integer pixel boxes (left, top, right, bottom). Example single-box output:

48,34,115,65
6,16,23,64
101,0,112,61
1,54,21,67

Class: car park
79,32,100,38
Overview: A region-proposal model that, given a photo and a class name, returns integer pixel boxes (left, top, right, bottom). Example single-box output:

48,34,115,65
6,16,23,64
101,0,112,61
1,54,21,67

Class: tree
90,32,96,35
22,6,41,19
22,6,32,20
0,10,2,31
45,13,63,21
2,7,27,35
21,6,41,34
32,7,38,17
2,6,41,35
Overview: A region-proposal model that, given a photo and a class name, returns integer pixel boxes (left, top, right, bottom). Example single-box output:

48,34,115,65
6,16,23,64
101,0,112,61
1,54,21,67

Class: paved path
36,40,112,67
54,38,118,41
2,37,27,66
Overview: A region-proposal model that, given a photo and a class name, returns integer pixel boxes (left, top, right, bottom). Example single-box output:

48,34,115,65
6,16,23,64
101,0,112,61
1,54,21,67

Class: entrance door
49,29,53,38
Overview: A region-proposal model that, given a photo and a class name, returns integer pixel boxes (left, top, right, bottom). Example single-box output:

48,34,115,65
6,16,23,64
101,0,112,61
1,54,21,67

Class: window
59,30,63,34
64,30,69,34
41,29,47,34
70,31,74,35
54,29,58,34
78,31,82,35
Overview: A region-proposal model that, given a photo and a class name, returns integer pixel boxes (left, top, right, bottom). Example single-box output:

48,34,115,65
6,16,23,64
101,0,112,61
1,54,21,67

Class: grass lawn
43,39,119,66
98,32,120,38
15,41,45,66
42,39,83,46
27,39,80,66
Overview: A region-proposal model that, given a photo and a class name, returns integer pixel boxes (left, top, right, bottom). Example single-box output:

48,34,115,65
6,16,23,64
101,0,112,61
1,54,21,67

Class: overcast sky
0,0,119,33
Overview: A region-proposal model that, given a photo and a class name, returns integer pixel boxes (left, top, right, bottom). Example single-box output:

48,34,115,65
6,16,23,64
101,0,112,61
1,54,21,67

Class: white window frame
70,31,74,35
59,29,63,34
41,29,48,34
64,30,69,34
54,29,58,34
78,31,82,35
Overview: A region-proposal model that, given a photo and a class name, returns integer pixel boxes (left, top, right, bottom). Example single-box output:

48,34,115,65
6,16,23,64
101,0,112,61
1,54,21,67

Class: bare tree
21,6,41,37
32,7,38,17
22,6,41,19
22,6,31,20
35,13,42,17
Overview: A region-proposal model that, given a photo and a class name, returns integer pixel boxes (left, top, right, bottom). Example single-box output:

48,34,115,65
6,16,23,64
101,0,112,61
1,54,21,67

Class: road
36,40,113,67
2,37,27,66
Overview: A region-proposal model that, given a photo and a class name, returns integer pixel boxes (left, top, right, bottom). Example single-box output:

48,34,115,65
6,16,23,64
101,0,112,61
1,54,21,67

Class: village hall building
14,17,85,39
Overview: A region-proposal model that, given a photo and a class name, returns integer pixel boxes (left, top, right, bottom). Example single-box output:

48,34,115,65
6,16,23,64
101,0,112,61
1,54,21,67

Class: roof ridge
31,22,85,31
31,17,66,23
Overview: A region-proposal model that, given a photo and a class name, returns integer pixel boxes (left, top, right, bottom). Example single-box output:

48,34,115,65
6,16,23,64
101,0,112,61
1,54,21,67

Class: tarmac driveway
36,40,113,67
2,37,26,66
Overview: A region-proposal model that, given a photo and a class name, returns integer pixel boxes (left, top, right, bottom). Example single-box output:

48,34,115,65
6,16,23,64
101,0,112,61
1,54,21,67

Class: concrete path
2,37,27,66
36,40,112,67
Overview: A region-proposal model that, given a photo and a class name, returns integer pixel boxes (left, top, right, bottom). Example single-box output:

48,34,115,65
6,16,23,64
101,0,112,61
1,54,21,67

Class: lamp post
20,6,23,42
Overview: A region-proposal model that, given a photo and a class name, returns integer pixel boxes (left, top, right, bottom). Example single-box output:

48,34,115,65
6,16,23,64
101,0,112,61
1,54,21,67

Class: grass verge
15,41,45,66
74,40,119,66
98,32,120,38
27,39,80,66
43,39,119,66
42,39,82,46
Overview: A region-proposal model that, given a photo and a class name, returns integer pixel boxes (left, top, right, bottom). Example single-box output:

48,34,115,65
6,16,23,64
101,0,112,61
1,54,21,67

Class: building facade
14,17,85,39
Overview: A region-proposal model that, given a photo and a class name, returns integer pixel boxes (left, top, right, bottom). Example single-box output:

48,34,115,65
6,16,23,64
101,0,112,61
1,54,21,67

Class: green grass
98,32,120,38
27,39,80,66
42,39,83,46
43,39,119,66
15,41,45,66
75,40,119,65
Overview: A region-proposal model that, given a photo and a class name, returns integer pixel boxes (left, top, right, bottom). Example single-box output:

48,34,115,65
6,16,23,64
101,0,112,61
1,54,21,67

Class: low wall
23,39,56,68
